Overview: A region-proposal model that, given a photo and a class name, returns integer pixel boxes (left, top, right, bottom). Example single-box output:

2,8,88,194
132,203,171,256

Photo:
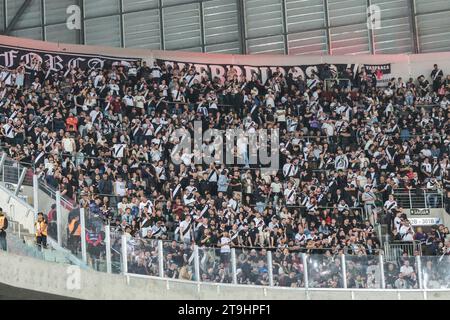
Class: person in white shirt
399,260,415,287
123,92,135,108
335,149,349,170
270,176,283,204
89,106,102,124
218,231,231,265
282,158,298,178
426,177,441,208
114,176,126,197
139,196,153,213
284,181,296,206
62,132,76,154
179,214,193,245
112,142,126,159
151,63,162,79
2,119,15,142
134,92,146,110
237,133,249,168
117,197,132,215
383,194,397,229
108,80,120,95
362,185,377,225
393,211,402,233
399,220,414,240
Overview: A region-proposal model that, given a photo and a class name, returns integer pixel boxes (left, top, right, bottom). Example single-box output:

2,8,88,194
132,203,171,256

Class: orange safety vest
35,220,48,237
68,219,81,236
0,216,5,230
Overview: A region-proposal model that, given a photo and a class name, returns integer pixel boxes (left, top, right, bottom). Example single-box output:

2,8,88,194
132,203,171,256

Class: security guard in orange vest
0,208,8,251
68,215,81,254
35,212,48,250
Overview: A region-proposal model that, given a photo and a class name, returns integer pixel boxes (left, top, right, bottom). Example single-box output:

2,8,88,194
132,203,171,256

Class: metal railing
120,236,450,290
383,241,422,263
393,188,444,209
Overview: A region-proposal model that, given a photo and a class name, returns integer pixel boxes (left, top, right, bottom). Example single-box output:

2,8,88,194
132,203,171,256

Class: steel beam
14,168,27,197
119,0,124,47
409,0,420,53
199,0,206,52
281,0,289,54
3,0,33,35
367,0,375,54
79,0,85,44
105,225,112,273
236,0,247,54
2,0,6,32
40,0,45,40
79,207,87,264
158,0,165,50
323,0,332,54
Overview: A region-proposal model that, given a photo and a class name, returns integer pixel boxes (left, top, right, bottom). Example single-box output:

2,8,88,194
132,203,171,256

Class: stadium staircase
7,219,72,264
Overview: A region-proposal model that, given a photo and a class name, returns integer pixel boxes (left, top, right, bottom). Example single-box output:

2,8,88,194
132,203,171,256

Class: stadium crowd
1,57,450,288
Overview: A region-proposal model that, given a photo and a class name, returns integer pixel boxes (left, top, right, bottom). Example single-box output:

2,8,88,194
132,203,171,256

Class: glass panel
307,254,344,288
65,204,81,260
345,254,381,289
198,248,233,283
37,180,58,243
199,246,232,283
163,240,195,281
421,256,450,289
110,228,123,274
84,208,107,272
383,256,418,289
127,237,160,276
272,248,305,288
234,248,269,286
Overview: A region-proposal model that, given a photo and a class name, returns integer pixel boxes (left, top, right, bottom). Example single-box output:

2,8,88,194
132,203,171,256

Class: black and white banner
363,63,392,87
156,58,365,84
0,44,141,73
157,58,392,87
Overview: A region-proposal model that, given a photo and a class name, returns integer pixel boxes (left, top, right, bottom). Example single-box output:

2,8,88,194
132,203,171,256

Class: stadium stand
0,51,449,290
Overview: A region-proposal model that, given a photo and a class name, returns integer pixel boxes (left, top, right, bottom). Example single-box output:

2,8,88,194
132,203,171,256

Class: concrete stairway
7,220,71,264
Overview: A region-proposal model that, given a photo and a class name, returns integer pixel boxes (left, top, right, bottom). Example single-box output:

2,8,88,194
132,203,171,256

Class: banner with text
156,59,392,85
363,63,392,87
0,44,141,73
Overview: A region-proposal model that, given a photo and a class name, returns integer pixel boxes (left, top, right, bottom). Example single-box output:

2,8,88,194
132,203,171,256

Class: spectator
35,212,48,250
85,221,105,270
0,57,449,261
0,208,8,251
68,215,81,254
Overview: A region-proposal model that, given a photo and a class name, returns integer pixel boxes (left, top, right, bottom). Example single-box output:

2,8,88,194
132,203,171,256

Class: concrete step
8,227,70,264
8,220,30,235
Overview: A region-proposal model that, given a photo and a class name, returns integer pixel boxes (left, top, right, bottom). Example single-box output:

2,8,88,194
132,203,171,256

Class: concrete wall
0,184,35,234
1,251,450,300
